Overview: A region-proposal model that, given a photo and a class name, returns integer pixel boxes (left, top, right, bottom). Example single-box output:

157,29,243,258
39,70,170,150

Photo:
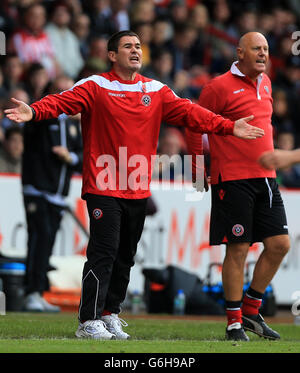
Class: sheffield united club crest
141,94,151,106
232,224,244,237
93,208,103,220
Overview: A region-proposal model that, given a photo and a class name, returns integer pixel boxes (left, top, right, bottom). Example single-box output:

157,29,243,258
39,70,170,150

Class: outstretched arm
4,98,34,123
5,78,96,123
161,86,264,139
259,149,300,170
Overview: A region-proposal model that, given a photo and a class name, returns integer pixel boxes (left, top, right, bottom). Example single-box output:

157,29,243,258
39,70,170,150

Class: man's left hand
233,116,264,139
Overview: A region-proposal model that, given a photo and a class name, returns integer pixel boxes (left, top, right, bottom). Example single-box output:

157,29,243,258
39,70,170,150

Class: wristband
30,107,36,121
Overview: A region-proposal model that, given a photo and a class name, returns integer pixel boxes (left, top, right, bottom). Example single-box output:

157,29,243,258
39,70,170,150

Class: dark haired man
0,125,23,173
5,30,264,340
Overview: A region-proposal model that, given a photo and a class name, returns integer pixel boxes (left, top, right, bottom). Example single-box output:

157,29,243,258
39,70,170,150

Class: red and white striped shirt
10,29,56,78
31,69,235,199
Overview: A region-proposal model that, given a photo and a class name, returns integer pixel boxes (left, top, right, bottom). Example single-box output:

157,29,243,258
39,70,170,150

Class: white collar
230,61,263,81
231,61,245,77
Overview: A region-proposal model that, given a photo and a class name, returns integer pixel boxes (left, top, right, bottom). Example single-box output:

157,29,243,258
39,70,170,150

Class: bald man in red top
186,32,290,341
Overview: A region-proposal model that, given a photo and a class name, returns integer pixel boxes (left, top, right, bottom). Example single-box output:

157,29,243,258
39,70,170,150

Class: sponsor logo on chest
108,92,126,98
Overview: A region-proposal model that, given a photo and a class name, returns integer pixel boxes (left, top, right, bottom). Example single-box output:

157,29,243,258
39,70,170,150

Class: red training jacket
31,69,235,199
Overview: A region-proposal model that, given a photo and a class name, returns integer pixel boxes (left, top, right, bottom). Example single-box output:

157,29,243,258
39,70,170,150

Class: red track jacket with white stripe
31,69,235,199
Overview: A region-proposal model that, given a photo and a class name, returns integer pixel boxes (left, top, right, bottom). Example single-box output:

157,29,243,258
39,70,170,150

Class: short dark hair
5,125,23,141
107,30,140,52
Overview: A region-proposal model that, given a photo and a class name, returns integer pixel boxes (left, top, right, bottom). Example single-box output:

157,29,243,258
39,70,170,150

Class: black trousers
23,195,64,294
78,194,148,322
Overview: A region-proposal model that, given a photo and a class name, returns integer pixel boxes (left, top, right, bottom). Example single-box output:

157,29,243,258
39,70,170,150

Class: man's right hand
4,98,33,123
233,116,265,139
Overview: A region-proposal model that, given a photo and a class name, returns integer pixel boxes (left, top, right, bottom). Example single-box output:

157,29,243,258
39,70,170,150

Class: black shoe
225,323,250,341
242,313,280,340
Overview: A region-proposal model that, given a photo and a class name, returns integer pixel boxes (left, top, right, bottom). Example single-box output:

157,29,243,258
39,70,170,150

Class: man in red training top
186,32,290,341
5,30,264,340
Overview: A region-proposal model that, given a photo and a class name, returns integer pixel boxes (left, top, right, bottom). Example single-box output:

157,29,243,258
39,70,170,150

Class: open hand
233,116,264,139
52,146,72,164
259,149,299,170
4,98,33,123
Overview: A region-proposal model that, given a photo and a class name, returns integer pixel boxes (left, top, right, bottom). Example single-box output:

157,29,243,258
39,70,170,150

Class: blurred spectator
48,74,75,94
275,131,300,188
0,124,23,173
85,0,118,37
81,36,109,76
288,0,300,19
188,4,212,70
8,3,59,79
1,88,30,131
227,10,258,39
0,68,5,143
257,12,280,62
272,7,297,39
129,0,156,25
45,1,84,79
71,13,91,59
152,127,190,181
0,0,19,38
110,0,130,31
2,54,25,94
21,75,83,312
150,17,173,56
166,22,198,76
24,63,50,102
272,89,295,139
143,48,174,87
173,69,192,98
0,67,6,101
132,22,153,68
62,0,83,17
169,0,189,27
190,3,210,31
257,13,276,40
273,55,300,145
206,0,237,74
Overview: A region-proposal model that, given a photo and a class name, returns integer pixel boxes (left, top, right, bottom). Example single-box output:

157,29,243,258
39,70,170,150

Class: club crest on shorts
232,224,244,237
93,208,103,220
141,94,151,106
218,189,225,200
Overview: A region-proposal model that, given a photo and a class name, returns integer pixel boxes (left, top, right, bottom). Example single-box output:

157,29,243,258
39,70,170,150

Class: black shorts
210,178,288,245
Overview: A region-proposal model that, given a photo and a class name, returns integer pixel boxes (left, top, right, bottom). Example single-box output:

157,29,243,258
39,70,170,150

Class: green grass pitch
0,312,299,353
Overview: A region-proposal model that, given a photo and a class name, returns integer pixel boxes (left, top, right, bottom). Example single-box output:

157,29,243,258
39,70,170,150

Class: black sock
247,287,263,300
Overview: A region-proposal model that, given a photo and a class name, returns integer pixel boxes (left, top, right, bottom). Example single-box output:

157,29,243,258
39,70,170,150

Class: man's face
109,36,142,73
5,133,23,161
238,34,269,76
25,5,46,33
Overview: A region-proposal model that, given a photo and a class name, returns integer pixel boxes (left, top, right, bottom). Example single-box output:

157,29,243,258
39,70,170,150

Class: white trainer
40,297,61,312
75,320,116,340
23,292,44,312
101,314,130,340
23,292,60,312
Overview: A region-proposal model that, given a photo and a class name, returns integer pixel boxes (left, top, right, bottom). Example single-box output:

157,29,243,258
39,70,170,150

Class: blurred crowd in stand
0,0,300,187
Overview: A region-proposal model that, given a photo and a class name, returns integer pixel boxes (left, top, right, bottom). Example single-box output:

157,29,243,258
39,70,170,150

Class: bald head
236,32,269,81
238,32,268,50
